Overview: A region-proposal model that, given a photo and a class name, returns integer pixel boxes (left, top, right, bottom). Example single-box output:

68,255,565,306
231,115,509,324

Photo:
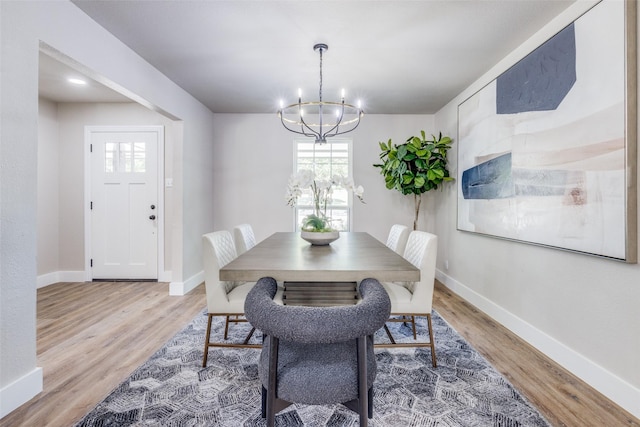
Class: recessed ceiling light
67,77,87,85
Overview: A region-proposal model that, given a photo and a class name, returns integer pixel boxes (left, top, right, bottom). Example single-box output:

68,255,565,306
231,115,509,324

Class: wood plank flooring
2,281,206,427
432,283,639,427
2,280,638,426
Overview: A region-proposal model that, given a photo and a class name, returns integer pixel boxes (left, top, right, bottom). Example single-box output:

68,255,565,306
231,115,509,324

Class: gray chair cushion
259,337,377,405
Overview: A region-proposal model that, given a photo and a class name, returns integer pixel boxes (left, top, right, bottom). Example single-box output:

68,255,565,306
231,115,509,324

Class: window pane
332,164,348,177
133,142,146,172
297,191,314,206
331,188,348,206
119,142,132,172
326,208,349,231
105,142,116,173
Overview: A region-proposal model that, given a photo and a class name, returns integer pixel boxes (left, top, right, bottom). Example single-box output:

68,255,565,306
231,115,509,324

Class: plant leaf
397,145,408,160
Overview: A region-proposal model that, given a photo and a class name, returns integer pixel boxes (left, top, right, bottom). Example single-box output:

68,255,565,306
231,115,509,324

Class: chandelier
278,43,364,144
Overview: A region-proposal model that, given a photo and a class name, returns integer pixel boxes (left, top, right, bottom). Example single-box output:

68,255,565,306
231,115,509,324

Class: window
105,141,146,173
293,138,353,231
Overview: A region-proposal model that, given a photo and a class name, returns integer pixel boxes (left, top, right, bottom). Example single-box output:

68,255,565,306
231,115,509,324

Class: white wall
433,0,639,418
210,114,435,243
1,1,215,417
37,99,60,278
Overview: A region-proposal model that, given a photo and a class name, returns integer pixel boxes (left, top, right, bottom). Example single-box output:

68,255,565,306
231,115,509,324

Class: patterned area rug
75,310,550,426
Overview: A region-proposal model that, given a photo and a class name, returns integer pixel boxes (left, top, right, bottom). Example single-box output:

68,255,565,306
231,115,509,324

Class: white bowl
300,230,340,245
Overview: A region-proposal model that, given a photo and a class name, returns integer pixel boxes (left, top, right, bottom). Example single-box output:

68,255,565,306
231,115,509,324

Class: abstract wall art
457,0,637,262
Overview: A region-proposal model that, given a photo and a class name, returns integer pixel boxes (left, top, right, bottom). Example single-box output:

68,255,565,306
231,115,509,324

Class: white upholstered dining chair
233,223,256,255
379,230,438,367
202,230,259,367
385,224,410,255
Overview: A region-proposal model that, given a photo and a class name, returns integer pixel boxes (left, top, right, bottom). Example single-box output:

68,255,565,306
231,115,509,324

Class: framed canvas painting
457,0,637,262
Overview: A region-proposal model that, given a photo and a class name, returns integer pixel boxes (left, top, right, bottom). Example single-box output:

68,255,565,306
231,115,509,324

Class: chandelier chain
318,46,323,102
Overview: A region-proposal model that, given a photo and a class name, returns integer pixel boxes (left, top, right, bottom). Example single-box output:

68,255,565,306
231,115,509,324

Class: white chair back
233,224,257,255
202,231,241,311
402,231,437,312
385,224,410,255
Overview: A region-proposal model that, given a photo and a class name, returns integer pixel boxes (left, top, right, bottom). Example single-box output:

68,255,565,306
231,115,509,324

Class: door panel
90,128,160,279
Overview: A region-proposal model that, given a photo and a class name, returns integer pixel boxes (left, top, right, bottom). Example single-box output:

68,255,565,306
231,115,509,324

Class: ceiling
39,52,132,103
40,0,576,114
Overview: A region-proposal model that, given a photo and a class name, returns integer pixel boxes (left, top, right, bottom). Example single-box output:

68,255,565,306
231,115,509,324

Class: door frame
84,125,165,281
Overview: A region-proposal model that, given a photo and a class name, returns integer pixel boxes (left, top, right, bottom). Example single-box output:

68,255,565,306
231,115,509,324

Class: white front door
88,126,162,280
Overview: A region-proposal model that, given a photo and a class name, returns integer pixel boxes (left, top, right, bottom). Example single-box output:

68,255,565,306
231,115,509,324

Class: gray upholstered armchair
244,277,391,427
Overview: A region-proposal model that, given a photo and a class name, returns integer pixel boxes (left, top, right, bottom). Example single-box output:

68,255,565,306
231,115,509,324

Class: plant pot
300,230,340,246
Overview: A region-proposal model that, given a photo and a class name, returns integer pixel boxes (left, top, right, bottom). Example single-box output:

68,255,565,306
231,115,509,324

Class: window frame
292,138,354,231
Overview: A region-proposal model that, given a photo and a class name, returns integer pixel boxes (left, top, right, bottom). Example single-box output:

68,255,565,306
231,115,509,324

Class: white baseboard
169,270,204,296
39,270,173,288
435,269,640,420
0,367,43,419
37,271,85,288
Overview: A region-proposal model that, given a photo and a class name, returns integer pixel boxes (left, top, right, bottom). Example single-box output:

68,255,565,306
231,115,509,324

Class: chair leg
223,315,231,340
266,336,279,427
202,314,214,367
243,327,256,345
357,336,368,427
375,315,436,358
203,314,261,350
368,386,374,419
426,313,437,367
411,315,417,339
261,386,267,418
383,324,396,344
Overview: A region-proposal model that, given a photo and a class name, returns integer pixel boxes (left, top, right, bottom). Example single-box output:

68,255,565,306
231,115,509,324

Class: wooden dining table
220,231,419,282
220,232,419,305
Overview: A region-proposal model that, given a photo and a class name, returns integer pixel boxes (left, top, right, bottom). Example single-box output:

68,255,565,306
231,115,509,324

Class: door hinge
90,201,93,210
90,144,93,153
90,259,93,267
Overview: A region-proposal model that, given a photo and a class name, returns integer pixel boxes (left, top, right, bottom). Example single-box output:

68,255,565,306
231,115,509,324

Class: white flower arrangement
286,169,365,231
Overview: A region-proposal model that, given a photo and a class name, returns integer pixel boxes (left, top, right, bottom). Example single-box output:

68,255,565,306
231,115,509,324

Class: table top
219,231,420,283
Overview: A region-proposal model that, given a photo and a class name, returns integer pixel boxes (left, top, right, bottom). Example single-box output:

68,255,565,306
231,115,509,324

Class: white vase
300,230,340,246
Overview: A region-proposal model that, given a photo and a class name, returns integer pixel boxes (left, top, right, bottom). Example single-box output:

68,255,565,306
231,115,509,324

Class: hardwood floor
3,280,638,426
432,282,639,427
3,281,207,427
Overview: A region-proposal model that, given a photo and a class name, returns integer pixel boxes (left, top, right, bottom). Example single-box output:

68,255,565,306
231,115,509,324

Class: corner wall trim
435,269,640,420
0,367,43,419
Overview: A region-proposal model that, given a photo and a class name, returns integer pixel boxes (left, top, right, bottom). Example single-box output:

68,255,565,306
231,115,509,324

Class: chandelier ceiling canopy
277,43,364,144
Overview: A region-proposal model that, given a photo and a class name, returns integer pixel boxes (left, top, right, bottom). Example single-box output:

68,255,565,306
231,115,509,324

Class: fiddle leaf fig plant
374,131,453,230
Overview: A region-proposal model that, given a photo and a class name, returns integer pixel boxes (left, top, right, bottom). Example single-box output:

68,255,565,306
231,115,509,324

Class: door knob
149,215,156,220
150,205,156,210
